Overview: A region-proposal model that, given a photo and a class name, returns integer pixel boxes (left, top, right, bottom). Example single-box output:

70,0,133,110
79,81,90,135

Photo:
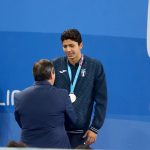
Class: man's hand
83,130,97,145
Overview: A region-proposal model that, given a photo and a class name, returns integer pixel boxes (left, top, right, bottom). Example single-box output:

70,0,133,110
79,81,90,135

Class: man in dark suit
14,59,77,148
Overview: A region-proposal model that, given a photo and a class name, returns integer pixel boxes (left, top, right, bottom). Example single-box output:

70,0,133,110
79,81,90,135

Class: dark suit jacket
14,81,77,148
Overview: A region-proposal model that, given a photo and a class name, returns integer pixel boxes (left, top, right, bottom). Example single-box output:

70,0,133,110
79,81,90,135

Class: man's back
14,81,76,148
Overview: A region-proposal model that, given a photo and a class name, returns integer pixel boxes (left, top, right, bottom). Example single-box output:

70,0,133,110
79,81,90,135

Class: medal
69,93,77,103
67,55,84,103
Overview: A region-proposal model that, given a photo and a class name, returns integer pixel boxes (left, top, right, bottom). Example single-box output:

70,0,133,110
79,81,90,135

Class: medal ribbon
67,55,84,94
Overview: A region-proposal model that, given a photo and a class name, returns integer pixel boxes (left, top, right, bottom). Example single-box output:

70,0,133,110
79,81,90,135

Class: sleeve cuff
89,126,99,134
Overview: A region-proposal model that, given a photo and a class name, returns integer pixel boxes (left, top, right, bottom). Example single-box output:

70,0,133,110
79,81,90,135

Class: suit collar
34,80,52,86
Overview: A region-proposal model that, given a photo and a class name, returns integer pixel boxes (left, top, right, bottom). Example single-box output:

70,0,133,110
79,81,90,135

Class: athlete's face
62,39,83,60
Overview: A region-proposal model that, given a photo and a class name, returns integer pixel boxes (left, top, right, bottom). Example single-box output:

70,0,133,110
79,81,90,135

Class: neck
68,54,82,65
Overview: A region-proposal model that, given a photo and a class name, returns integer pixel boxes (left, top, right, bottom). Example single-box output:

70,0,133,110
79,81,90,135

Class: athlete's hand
83,130,97,145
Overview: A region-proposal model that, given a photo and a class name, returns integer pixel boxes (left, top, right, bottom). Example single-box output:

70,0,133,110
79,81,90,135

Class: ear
80,42,83,49
49,72,52,79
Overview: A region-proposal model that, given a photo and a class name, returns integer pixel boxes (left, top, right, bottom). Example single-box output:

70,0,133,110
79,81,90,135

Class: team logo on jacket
59,70,67,73
81,69,86,77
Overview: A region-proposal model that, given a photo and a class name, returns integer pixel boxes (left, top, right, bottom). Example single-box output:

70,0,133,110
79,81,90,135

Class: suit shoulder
53,86,68,95
15,85,34,98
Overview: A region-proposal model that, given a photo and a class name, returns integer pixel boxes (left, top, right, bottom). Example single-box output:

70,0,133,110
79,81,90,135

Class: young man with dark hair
53,29,107,148
14,59,76,148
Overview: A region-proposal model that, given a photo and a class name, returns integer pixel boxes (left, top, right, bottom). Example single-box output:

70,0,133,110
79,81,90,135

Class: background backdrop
0,0,150,149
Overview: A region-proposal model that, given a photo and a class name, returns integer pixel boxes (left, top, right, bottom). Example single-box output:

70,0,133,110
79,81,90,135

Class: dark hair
7,140,27,147
61,29,82,44
33,59,54,81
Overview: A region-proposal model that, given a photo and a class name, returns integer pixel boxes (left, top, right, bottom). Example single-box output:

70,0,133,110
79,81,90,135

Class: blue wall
0,0,150,149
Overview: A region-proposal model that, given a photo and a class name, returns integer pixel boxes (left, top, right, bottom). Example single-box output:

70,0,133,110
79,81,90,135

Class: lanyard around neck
67,55,84,93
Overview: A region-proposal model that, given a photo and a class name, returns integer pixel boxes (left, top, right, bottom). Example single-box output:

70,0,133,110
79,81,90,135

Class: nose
65,46,71,52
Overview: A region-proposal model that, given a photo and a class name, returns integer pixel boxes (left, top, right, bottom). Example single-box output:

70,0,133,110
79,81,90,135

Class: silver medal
69,93,77,103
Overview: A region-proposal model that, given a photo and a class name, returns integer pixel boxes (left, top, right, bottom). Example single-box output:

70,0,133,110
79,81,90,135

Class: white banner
147,0,150,57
